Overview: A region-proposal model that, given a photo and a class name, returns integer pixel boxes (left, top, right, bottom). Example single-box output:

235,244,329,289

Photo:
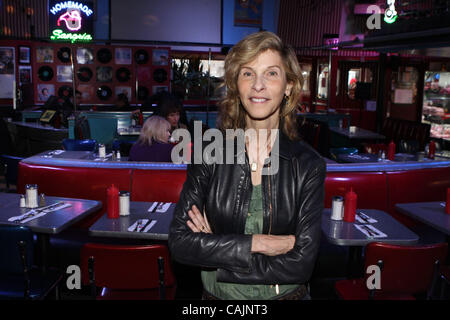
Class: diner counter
21,150,450,172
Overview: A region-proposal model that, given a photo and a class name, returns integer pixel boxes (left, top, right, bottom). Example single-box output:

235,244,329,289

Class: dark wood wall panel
1,0,48,38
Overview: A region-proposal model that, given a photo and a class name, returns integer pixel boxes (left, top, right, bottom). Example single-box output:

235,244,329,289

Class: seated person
153,92,188,133
116,93,138,112
128,116,174,162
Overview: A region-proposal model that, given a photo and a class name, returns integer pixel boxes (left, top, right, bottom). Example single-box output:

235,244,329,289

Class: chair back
364,242,448,295
0,154,24,189
62,138,97,151
80,243,175,290
0,225,34,274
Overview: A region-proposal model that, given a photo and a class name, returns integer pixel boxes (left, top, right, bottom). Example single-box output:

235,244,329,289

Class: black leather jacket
168,131,326,285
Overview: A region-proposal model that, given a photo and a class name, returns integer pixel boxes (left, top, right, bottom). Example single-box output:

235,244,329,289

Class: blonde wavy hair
137,116,171,146
217,31,303,141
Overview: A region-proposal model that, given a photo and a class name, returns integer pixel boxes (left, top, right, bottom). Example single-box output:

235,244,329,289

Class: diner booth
1,0,450,302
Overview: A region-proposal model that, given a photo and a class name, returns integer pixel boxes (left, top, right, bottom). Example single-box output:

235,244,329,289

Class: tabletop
0,193,102,234
395,202,450,236
117,126,141,136
321,208,419,246
336,152,450,164
89,201,175,240
11,121,69,132
330,127,386,140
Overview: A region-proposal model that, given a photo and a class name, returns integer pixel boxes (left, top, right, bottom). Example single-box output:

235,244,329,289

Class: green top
201,184,299,299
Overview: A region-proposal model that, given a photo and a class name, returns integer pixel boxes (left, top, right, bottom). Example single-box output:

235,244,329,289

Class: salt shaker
25,184,38,208
331,196,344,220
116,151,121,160
119,191,130,216
19,195,26,207
98,144,106,158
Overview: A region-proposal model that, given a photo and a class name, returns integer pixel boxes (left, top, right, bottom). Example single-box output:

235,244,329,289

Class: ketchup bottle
107,184,119,219
343,187,357,222
428,140,436,159
138,112,144,126
387,140,396,161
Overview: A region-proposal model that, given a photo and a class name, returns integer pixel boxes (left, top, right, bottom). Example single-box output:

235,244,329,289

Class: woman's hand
251,234,295,256
186,205,212,234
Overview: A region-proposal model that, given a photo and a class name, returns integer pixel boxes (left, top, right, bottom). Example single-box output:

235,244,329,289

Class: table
322,208,419,246
89,201,175,240
322,208,419,277
0,192,102,271
330,127,386,141
395,202,450,236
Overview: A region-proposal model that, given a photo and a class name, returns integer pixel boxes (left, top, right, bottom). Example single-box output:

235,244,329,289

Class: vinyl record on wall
58,85,73,98
97,48,112,64
38,66,54,81
97,86,112,100
77,67,93,82
57,47,72,63
153,68,167,83
135,49,149,64
137,86,149,100
116,67,131,82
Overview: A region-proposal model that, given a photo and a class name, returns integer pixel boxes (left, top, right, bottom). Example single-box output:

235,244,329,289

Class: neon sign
50,1,93,16
50,29,92,43
49,0,93,43
384,0,398,24
58,9,82,31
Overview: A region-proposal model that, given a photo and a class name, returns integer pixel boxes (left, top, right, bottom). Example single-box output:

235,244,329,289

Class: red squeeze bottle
107,184,119,219
343,187,357,222
446,188,450,215
138,112,143,126
428,141,436,159
387,140,396,161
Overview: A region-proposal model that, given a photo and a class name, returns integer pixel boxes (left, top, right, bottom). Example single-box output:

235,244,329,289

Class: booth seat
17,163,132,228
17,162,450,231
386,167,450,228
130,169,187,203
325,171,389,212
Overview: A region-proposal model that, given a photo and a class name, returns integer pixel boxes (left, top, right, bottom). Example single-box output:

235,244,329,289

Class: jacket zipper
267,161,272,235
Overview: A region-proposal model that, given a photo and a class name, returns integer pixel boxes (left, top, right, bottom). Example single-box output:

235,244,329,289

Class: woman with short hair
128,116,174,162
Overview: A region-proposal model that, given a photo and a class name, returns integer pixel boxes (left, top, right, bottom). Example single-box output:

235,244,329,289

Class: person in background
128,116,174,162
154,92,188,133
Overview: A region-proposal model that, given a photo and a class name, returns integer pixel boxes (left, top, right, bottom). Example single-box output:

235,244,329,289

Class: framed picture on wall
152,85,168,95
37,83,55,102
36,47,54,63
57,65,73,82
115,86,132,100
19,65,32,84
19,46,31,64
115,48,132,65
234,0,263,27
152,49,169,66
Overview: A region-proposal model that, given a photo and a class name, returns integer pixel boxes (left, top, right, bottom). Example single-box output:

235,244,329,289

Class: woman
155,92,188,133
128,116,174,162
168,31,326,300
